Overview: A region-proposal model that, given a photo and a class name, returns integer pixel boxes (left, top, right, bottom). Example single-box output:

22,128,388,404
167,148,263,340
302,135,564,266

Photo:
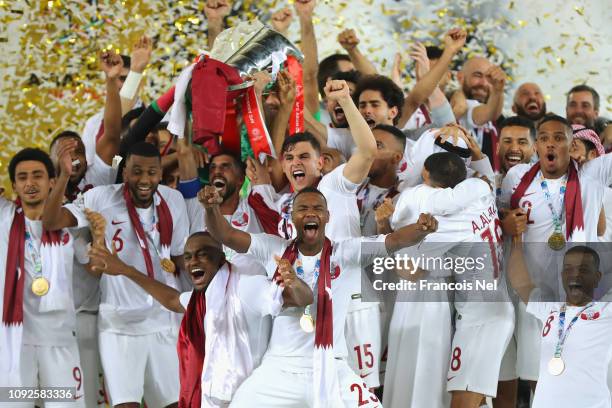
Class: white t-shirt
247,233,387,372
66,184,189,334
326,127,355,161
82,111,104,167
598,187,612,243
401,105,431,131
391,179,510,326
527,288,612,408
357,181,400,236
0,198,78,346
250,163,361,242
458,99,498,148
500,155,612,242
178,254,272,373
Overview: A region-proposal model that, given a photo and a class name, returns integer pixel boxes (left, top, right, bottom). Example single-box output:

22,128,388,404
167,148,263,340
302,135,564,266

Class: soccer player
385,152,512,408
508,243,612,408
86,216,275,408
0,148,85,404
500,114,612,392
42,142,189,408
248,78,376,242
200,184,438,407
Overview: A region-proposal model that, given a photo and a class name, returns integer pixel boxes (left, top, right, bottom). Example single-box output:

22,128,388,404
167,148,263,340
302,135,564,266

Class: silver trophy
210,19,304,78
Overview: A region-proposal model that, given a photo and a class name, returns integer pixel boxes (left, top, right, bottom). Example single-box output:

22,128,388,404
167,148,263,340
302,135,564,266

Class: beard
515,101,547,121
463,83,489,103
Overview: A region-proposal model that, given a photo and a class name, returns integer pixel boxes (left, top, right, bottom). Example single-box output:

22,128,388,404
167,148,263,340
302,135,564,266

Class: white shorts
0,343,85,408
447,315,514,397
230,357,382,407
76,312,106,407
99,329,179,407
516,301,542,381
383,300,453,408
498,332,518,382
345,298,382,388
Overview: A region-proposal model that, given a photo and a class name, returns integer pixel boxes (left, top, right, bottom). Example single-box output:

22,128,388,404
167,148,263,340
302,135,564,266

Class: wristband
119,71,143,100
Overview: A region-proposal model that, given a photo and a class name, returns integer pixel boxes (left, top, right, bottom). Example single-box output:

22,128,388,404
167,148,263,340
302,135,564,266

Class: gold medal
548,356,565,376
548,232,566,251
31,277,50,296
299,314,315,333
161,258,176,274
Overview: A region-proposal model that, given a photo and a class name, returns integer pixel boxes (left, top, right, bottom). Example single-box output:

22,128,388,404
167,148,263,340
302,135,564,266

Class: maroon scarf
122,184,174,278
273,238,334,349
177,290,206,408
510,161,585,240
3,200,63,325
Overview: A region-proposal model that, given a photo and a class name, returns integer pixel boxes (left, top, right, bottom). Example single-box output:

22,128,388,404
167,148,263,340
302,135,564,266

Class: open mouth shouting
525,100,541,114
303,220,320,240
365,118,376,128
71,159,81,175
212,177,227,192
292,169,306,184
333,106,346,124
544,151,557,167
190,267,207,287
566,280,586,299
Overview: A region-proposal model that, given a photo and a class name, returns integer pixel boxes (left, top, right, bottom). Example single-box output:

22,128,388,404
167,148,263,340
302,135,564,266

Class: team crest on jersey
580,310,600,321
330,262,341,280
231,212,249,227
61,232,70,245
398,159,407,172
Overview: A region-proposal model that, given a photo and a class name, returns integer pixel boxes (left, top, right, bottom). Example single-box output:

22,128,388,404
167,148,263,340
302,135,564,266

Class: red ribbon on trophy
285,55,304,135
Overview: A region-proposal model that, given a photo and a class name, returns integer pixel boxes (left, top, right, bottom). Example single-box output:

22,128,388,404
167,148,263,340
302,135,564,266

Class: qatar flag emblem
580,311,600,321
330,262,341,280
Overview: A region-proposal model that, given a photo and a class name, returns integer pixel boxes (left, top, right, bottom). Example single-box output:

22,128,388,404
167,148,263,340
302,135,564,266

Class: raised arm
120,36,153,115
324,80,376,184
43,140,79,231
271,71,296,154
470,65,505,126
384,213,437,253
198,185,252,253
338,29,377,76
96,50,123,165
274,256,314,308
507,236,535,305
89,245,184,313
205,0,230,50
399,29,466,127
294,0,320,114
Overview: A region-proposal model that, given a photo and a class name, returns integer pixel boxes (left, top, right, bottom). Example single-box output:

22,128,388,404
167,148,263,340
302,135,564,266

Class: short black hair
567,84,600,111
281,132,321,155
331,70,361,85
318,54,352,97
50,130,82,150
373,124,407,150
120,55,131,69
9,148,56,182
210,150,246,177
293,186,327,204
187,231,222,249
423,152,466,188
498,116,536,141
125,141,161,162
425,46,444,60
537,114,572,136
353,75,405,125
565,245,600,271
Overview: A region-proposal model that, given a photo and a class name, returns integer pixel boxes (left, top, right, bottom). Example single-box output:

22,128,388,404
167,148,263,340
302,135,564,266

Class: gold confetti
573,6,584,16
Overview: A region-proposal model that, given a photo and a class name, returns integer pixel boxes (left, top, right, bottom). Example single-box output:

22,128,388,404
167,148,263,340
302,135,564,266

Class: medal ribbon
296,258,321,320
540,174,567,234
24,229,43,279
554,302,594,358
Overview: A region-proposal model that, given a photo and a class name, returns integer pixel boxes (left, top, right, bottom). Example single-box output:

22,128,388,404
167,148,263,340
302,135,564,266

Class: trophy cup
184,20,304,161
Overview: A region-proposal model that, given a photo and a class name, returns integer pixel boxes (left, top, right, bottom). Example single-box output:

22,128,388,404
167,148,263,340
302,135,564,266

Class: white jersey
458,99,498,149
598,187,612,243
82,111,104,167
178,254,272,376
401,105,431,131
326,127,355,161
247,233,387,372
500,155,612,242
250,163,361,242
0,199,77,347
356,181,400,236
66,184,189,335
527,289,612,408
392,179,509,325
